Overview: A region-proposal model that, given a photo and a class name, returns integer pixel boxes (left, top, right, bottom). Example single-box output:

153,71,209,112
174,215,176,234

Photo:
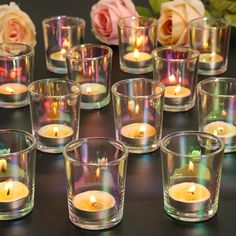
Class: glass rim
0,43,33,60
189,16,230,29
118,15,158,29
63,137,129,166
160,130,224,158
28,78,82,98
42,15,86,28
66,43,113,61
152,46,200,62
0,129,36,157
197,77,236,98
111,78,165,99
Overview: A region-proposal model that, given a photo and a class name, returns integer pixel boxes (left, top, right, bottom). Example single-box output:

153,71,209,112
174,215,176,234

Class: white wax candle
81,83,106,103
199,53,224,70
0,83,28,95
124,50,152,63
50,49,67,68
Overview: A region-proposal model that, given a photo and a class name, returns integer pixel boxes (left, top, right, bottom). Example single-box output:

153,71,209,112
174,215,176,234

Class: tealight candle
72,190,116,220
164,85,191,105
50,49,67,68
0,180,29,211
203,121,236,144
120,123,156,147
199,53,224,70
81,83,106,103
168,182,210,212
38,124,74,146
0,83,28,102
124,49,152,67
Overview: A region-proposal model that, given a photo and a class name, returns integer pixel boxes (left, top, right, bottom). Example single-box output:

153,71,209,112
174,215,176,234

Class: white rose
0,2,36,48
158,0,205,45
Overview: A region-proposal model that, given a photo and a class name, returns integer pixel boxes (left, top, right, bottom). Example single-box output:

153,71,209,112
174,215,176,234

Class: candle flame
5,181,13,196
135,104,140,115
188,161,194,172
86,87,92,95
174,85,181,95
187,184,196,195
5,86,15,94
90,195,98,207
0,159,7,172
203,42,208,49
139,125,146,137
169,75,176,83
136,35,145,48
96,168,100,178
53,126,59,137
133,49,140,60
216,127,224,135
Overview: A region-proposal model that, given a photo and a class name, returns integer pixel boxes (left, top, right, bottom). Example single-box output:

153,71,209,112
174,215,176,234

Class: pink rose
0,2,36,48
158,0,205,45
90,0,138,45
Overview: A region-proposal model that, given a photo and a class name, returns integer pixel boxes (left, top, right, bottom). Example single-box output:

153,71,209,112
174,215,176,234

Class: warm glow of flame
203,42,208,49
169,75,176,83
90,195,97,207
216,127,224,135
5,181,13,195
139,125,146,137
136,35,145,48
5,86,15,93
222,110,227,117
187,184,196,194
53,126,59,137
62,39,70,49
135,104,139,115
96,168,100,178
86,87,92,95
61,48,66,54
188,161,194,172
174,85,181,95
133,49,140,60
0,159,7,172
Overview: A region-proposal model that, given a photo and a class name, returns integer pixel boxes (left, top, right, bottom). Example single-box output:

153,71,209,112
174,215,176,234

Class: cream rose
90,0,139,45
0,2,36,48
158,0,205,45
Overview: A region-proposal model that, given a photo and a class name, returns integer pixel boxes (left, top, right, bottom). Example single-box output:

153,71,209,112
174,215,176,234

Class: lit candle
124,49,152,67
81,83,106,103
0,180,29,210
164,84,191,106
72,190,116,220
199,53,224,70
50,48,67,68
168,182,210,212
38,124,74,146
0,83,28,102
203,121,236,144
0,159,7,172
120,123,156,147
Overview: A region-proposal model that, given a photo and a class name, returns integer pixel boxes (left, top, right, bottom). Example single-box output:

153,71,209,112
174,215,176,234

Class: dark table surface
0,0,236,235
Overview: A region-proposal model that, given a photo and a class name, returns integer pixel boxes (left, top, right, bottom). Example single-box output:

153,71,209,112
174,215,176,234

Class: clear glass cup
118,16,158,74
189,17,231,75
42,16,85,74
63,137,128,230
197,77,236,153
66,44,112,109
0,129,36,220
28,78,81,153
0,43,34,108
112,78,165,153
160,131,224,222
152,46,199,112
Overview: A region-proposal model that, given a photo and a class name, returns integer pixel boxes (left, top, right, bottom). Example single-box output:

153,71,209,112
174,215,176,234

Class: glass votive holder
0,43,34,108
160,131,224,222
152,46,199,112
197,77,236,153
66,44,112,109
0,129,36,220
112,78,165,154
63,137,128,230
189,17,231,75
42,16,85,74
118,16,158,74
28,78,81,153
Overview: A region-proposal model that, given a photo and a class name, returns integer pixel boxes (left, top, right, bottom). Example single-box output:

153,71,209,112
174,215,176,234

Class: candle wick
6,188,10,196
55,132,58,137
92,201,98,207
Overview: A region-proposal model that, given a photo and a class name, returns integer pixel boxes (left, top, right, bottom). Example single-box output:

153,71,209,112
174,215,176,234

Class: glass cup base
69,210,122,230
0,100,28,108
46,63,67,74
81,97,110,109
125,143,159,154
120,65,153,74
0,202,34,220
164,102,195,112
37,143,64,153
198,66,226,76
164,204,217,222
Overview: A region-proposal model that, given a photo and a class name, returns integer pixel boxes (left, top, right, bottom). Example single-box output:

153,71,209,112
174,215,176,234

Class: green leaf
225,13,236,27
210,0,236,15
204,9,211,17
148,0,168,14
136,6,154,17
